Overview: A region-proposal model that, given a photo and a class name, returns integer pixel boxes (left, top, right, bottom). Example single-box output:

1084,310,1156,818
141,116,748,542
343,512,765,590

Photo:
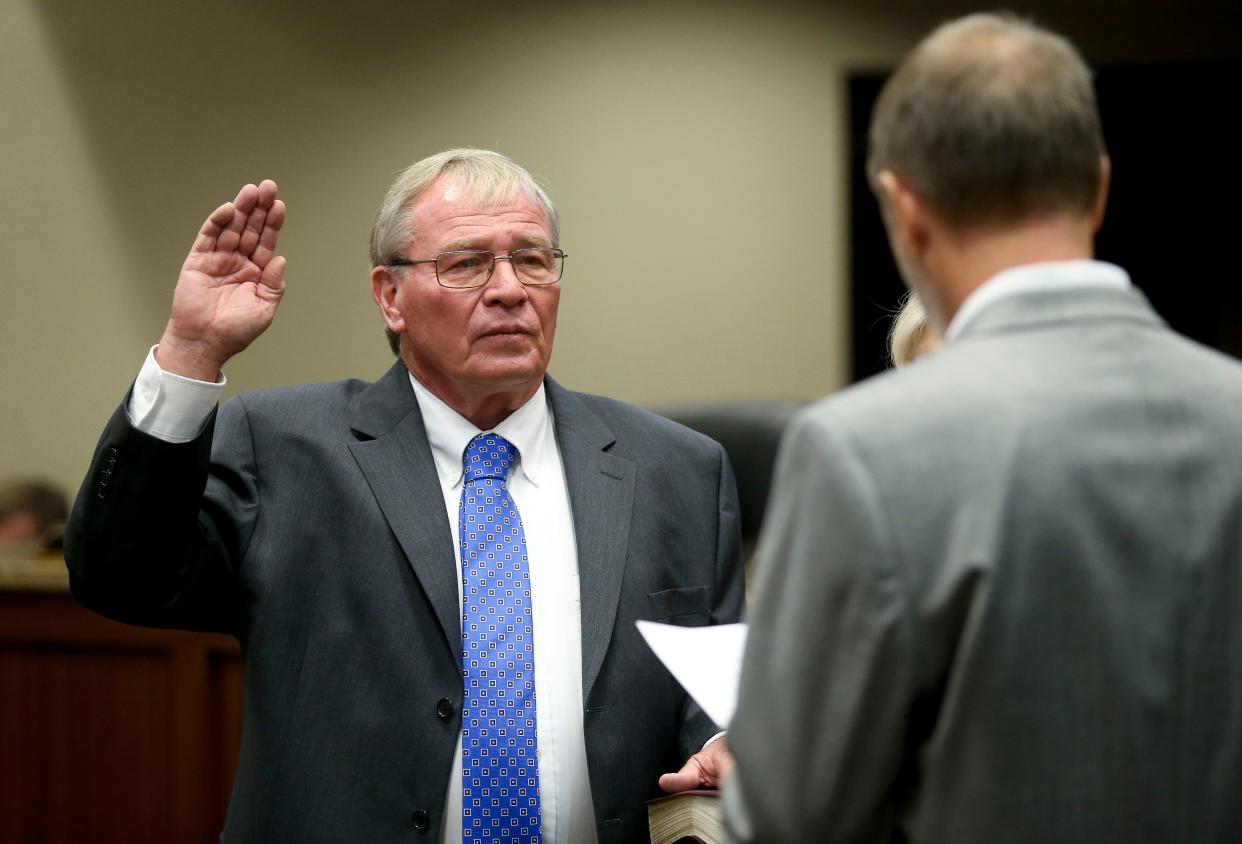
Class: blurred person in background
0,478,68,552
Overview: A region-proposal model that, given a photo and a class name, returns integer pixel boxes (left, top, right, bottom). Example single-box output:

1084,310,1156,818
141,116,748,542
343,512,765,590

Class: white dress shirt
944,259,1131,343
127,351,598,843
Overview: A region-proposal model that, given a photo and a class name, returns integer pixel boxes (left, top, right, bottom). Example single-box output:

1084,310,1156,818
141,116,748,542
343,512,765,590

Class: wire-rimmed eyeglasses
389,247,567,290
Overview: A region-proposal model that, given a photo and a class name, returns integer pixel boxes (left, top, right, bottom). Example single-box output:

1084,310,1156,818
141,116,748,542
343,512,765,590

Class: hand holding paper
636,620,748,729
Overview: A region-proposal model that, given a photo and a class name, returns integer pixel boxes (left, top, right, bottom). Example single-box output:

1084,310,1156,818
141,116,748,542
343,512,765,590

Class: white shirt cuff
703,730,727,751
126,345,226,443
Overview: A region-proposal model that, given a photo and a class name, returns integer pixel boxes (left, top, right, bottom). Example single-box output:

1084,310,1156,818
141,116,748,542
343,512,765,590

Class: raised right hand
156,180,287,381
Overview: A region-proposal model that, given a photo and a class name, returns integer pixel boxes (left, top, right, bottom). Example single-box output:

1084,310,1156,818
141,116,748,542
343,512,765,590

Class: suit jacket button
411,809,431,831
436,698,454,720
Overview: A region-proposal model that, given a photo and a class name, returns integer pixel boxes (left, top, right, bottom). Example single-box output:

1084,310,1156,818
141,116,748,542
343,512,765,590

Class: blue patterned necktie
460,433,542,841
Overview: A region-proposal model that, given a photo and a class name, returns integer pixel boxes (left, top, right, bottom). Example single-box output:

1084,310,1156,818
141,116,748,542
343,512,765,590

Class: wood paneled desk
0,555,242,844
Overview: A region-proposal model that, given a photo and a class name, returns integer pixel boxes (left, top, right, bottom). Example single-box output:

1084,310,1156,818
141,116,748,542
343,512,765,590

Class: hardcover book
647,789,723,844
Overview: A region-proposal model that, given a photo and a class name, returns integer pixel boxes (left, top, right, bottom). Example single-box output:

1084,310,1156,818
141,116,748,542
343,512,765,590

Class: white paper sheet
636,620,748,729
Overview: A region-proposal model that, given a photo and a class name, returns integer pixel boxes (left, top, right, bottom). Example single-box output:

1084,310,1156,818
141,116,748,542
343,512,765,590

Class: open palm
159,180,287,380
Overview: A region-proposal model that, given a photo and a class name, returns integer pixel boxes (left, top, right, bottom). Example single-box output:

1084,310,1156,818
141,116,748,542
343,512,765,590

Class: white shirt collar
407,372,552,489
944,259,1131,342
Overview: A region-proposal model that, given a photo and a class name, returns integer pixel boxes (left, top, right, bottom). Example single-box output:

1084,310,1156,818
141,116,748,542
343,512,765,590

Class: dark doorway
849,62,1242,382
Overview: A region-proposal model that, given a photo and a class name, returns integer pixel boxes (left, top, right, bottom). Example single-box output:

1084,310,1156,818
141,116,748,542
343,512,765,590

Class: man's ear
1091,155,1111,234
876,170,931,259
370,265,405,335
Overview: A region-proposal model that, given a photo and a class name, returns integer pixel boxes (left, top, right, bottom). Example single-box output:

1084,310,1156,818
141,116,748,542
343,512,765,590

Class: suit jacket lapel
546,378,636,700
347,361,461,663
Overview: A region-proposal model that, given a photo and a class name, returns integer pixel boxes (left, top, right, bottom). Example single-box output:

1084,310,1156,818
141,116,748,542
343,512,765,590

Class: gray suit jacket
66,362,744,843
724,285,1242,842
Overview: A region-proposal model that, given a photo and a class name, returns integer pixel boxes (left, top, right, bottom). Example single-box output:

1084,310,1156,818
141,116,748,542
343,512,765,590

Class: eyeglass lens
437,248,563,288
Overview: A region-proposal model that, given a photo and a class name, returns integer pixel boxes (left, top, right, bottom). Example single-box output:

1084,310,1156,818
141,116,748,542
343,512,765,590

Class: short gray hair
867,13,1106,228
369,148,560,267
369,148,561,354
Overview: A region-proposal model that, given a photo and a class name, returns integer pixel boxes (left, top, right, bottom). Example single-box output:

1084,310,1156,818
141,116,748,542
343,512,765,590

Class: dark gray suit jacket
66,362,744,843
724,285,1242,842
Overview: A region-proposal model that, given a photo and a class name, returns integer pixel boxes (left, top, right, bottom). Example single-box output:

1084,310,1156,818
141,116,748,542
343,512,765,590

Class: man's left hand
658,736,734,792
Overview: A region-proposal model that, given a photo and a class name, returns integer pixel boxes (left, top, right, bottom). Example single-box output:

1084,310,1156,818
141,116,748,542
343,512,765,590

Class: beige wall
3,0,1236,499
0,0,893,498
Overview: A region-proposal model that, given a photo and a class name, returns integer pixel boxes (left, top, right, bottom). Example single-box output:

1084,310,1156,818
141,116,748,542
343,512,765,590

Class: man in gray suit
66,149,742,842
723,14,1242,843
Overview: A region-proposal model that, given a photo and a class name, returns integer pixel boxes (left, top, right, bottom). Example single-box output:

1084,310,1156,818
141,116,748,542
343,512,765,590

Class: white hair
368,148,560,268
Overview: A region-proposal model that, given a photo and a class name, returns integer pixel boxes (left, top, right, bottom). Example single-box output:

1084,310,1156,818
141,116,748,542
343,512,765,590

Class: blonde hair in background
889,290,940,366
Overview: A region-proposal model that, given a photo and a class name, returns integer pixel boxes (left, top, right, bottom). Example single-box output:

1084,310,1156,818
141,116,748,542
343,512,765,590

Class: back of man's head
867,13,1106,229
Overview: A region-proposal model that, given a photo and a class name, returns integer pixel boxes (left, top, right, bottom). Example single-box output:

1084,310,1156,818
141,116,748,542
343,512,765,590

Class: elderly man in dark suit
723,13,1242,843
67,149,742,843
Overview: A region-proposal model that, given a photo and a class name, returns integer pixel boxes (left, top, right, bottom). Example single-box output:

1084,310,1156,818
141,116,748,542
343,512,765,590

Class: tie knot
462,433,516,483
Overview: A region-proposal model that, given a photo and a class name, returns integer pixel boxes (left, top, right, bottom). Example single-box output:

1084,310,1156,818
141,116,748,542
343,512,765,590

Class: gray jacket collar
955,284,1167,343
